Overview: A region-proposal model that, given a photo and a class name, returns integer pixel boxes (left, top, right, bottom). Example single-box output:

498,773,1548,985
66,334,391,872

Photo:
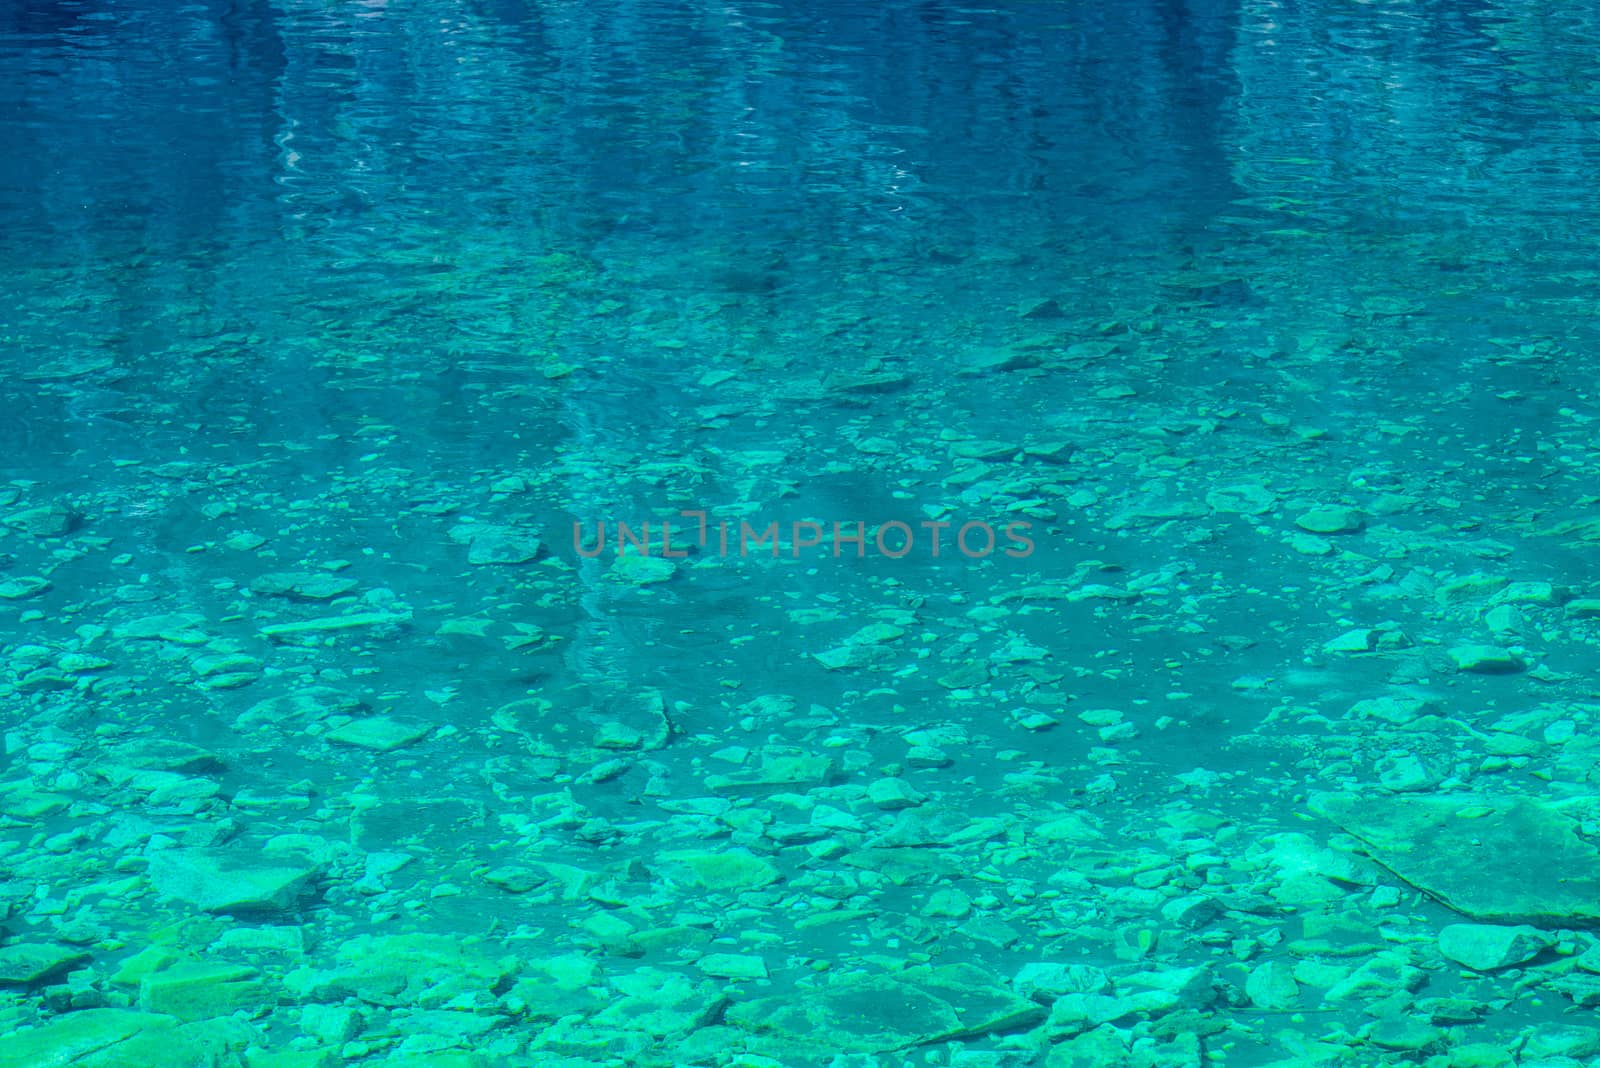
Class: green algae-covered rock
0,1009,171,1068
139,961,264,1021
110,946,182,988
75,1017,254,1068
1312,792,1600,924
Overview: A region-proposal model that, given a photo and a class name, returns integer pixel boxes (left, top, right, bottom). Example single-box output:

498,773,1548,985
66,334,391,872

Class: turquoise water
7,0,1600,1065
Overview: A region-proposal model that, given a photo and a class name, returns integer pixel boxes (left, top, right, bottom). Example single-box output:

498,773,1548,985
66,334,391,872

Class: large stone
1524,1025,1600,1060
704,751,833,791
493,687,671,764
1294,507,1364,534
106,739,221,773
74,1017,253,1068
655,849,781,892
147,848,319,915
1205,483,1277,515
113,612,207,642
286,933,516,1006
0,943,91,985
696,953,769,980
1437,923,1552,972
1448,644,1525,674
249,571,358,600
139,962,264,1021
449,523,541,565
607,553,675,585
259,611,410,640
0,576,50,600
1311,793,1600,924
237,687,362,728
726,963,1044,1054
3,502,80,536
0,1009,171,1068
1244,960,1300,1009
326,717,430,753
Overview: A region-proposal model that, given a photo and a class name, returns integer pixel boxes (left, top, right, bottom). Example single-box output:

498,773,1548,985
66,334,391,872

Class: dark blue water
5,0,1600,1064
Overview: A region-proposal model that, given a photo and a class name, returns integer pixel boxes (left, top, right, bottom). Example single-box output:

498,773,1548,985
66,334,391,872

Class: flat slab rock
1437,923,1552,972
449,522,542,565
147,848,319,915
0,1008,249,1068
1311,792,1600,925
248,571,358,599
326,716,431,752
726,962,1044,1054
286,933,518,1005
0,943,91,985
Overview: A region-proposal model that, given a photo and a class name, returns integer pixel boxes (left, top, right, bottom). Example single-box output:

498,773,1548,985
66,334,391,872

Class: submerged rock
288,933,517,1005
3,502,80,536
1293,506,1364,534
138,962,264,1021
1448,644,1525,674
1312,792,1600,924
0,576,50,600
0,943,92,986
249,570,359,600
1437,924,1552,972
147,848,320,915
0,1008,168,1066
726,963,1044,1054
326,716,431,752
449,522,542,565
655,848,781,892
1204,483,1277,515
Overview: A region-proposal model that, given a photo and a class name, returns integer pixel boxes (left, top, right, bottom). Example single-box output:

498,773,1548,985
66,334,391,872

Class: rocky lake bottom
8,1,1600,1066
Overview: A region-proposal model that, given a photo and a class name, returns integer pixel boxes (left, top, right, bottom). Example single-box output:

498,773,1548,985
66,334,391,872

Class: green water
6,0,1600,1065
